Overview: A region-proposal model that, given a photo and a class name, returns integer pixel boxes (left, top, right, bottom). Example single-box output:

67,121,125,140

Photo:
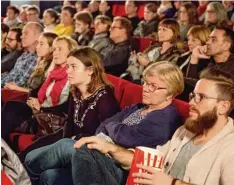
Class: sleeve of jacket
95,104,138,135
104,112,170,148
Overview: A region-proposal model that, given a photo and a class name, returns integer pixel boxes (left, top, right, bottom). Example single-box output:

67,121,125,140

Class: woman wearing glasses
25,61,185,185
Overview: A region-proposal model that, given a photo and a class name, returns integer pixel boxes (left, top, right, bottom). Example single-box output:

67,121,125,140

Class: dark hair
44,8,59,24
76,1,88,9
145,3,158,13
7,5,20,15
27,5,40,14
1,23,9,33
113,16,132,36
68,47,112,94
180,2,198,24
215,26,234,53
74,11,93,25
9,28,22,42
200,67,234,114
62,5,76,18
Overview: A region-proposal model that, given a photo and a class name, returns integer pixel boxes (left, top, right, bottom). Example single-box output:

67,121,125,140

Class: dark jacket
1,50,24,73
95,103,182,148
126,16,141,32
63,86,120,138
100,39,131,77
187,53,234,79
134,18,158,38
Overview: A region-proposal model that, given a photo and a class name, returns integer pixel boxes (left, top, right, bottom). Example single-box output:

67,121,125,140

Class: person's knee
55,138,76,155
39,169,56,185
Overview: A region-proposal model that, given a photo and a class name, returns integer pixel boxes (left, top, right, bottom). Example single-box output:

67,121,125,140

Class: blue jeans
72,145,128,185
24,138,76,185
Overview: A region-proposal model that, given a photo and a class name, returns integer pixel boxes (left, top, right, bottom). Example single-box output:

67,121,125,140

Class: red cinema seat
112,4,126,17
134,37,156,52
1,171,13,185
138,4,145,19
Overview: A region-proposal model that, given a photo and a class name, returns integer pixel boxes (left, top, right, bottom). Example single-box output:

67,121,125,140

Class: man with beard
187,26,234,79
72,67,234,185
1,28,23,73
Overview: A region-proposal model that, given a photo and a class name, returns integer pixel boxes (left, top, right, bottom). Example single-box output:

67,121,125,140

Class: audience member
25,61,184,185
43,9,59,32
100,16,132,76
125,0,140,32
178,2,198,42
88,15,112,52
2,28,23,73
222,0,234,24
177,25,211,77
73,11,93,46
75,1,88,13
1,36,77,141
205,2,229,29
88,0,100,19
26,5,42,25
1,22,43,87
173,1,182,19
3,32,57,97
197,0,209,23
3,5,20,28
53,6,75,36
134,3,158,38
187,26,234,79
99,0,113,19
157,0,176,20
18,5,29,24
128,19,181,82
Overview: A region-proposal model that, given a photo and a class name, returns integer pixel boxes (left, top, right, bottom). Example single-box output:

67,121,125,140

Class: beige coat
157,117,234,185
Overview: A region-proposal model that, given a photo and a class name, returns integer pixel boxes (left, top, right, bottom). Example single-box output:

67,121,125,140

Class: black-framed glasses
6,37,17,42
189,92,222,104
141,80,167,93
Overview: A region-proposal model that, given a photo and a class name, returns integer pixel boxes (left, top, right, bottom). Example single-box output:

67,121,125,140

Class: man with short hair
3,5,20,28
100,16,132,76
72,68,234,185
188,26,234,79
125,0,140,31
88,15,112,52
2,28,23,73
1,22,43,87
88,0,100,19
26,5,42,24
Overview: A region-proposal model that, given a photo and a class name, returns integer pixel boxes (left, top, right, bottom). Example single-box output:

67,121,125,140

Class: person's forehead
112,20,121,26
194,79,217,95
8,31,17,37
210,29,225,38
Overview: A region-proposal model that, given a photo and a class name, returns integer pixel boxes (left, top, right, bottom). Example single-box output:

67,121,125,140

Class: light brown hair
68,47,112,95
187,25,211,45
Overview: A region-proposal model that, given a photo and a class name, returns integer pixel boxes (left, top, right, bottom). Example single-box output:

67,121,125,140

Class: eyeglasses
6,37,17,42
110,26,122,30
141,80,167,93
189,92,222,104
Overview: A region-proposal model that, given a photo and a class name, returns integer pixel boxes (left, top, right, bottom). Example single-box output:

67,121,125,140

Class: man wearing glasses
100,16,132,77
2,28,23,73
26,5,42,25
72,68,234,185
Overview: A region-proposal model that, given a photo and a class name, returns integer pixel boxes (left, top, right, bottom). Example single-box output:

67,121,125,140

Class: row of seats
9,75,189,152
112,3,145,19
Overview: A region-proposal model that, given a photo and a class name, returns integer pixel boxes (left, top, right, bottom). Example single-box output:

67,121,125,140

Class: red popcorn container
126,146,164,185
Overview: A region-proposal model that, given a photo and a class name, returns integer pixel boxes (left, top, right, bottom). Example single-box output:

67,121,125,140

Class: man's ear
224,42,231,52
217,101,231,115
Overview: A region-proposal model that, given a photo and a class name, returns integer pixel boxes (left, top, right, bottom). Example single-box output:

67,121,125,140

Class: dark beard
184,107,218,135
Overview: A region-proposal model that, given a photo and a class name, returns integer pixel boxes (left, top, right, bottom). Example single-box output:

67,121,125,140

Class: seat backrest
120,82,142,109
112,4,126,17
172,99,190,122
138,4,145,19
134,37,156,52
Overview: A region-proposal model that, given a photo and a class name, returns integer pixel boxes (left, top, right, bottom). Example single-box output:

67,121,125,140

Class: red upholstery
1,89,28,103
138,4,145,19
1,171,13,185
134,37,156,52
172,99,190,121
9,133,35,151
112,4,126,17
1,17,5,23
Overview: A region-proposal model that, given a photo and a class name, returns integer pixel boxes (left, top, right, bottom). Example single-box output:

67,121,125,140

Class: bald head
21,22,43,51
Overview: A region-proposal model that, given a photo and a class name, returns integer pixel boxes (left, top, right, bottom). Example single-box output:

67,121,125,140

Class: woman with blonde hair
177,25,211,77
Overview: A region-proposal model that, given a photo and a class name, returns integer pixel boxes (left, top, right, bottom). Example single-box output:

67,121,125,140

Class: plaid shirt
1,51,37,87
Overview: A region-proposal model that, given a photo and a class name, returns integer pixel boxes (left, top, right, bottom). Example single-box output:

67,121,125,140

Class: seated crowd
1,1,234,185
